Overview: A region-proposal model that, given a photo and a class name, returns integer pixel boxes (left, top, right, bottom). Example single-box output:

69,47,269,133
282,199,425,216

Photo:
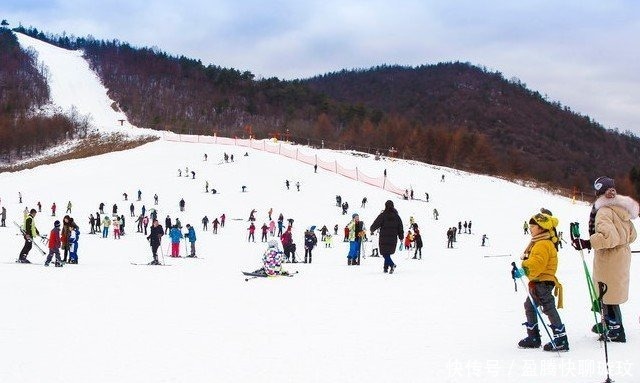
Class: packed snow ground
1,30,637,383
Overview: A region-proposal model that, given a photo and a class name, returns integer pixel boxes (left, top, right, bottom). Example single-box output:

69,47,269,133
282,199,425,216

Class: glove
512,267,526,279
572,238,591,250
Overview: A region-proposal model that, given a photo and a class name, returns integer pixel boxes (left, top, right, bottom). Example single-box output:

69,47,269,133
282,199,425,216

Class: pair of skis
242,270,298,281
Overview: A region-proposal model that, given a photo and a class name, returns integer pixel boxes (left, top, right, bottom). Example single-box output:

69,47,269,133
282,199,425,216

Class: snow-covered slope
0,32,638,383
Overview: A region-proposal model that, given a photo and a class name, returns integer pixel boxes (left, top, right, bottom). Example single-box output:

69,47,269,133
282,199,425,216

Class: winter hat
268,239,279,248
352,213,359,219
54,220,61,227
594,176,615,196
385,200,394,209
528,213,558,232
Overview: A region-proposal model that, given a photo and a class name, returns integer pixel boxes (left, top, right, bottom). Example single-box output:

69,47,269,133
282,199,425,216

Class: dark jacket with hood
370,201,404,255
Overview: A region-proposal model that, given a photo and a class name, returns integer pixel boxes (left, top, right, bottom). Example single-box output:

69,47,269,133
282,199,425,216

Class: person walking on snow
67,223,80,264
164,215,171,234
45,220,63,267
346,213,363,265
514,211,567,351
202,216,209,231
370,200,404,274
304,228,317,263
130,203,135,217
412,225,423,259
169,225,182,257
261,223,269,242
51,202,57,216
102,215,111,238
184,224,197,257
571,176,638,342
1,206,6,227
179,198,185,212
212,218,219,234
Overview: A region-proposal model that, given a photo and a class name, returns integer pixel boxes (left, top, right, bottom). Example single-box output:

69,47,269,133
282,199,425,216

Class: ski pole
570,222,600,329
597,282,613,383
511,262,559,354
159,240,166,265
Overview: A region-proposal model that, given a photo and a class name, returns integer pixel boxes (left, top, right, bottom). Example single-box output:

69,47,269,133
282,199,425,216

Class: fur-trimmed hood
594,194,639,219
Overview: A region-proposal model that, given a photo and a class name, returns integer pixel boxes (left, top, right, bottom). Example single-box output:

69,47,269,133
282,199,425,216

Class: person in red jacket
247,222,256,242
45,220,63,267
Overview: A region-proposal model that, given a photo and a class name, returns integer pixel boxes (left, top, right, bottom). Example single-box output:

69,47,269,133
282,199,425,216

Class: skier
481,234,488,247
281,226,294,262
304,228,317,263
51,202,57,216
458,221,462,235
137,189,142,201
220,213,226,228
262,239,285,276
514,211,568,351
269,220,276,237
191,171,195,179
37,201,41,212
446,227,455,248
247,222,256,242
130,203,135,217
468,220,473,234
112,203,118,215
268,208,273,221
464,221,468,234
433,208,439,220
320,225,328,241
523,221,529,235
295,181,300,191
61,216,72,262
361,197,367,208
123,192,128,201
277,216,284,237
323,234,333,248
285,180,290,190
67,223,80,264
18,209,40,263
154,194,158,205
89,214,96,234
341,201,349,215
45,220,63,267
119,215,126,235
202,216,209,231
99,202,104,214
571,176,638,342
1,205,6,227
184,224,197,257
169,225,182,257
143,215,149,235
96,212,101,234
333,224,338,235
212,218,219,234
18,192,22,203
370,200,404,274
147,219,164,265
141,205,146,217
179,198,185,212
425,192,429,202
205,181,209,193
336,195,341,207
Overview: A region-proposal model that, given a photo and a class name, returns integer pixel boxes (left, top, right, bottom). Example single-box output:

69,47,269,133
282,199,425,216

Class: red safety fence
163,132,404,196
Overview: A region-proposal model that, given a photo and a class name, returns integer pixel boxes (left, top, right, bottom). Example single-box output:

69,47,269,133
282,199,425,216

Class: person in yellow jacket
517,212,568,351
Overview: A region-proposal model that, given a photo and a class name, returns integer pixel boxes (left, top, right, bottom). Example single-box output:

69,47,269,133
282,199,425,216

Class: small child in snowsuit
45,220,63,267
262,240,285,276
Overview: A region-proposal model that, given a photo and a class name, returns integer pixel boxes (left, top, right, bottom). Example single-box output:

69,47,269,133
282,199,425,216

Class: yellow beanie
529,213,558,231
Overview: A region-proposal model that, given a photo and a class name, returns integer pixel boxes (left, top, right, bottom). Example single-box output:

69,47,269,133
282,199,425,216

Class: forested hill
303,64,640,194
8,26,640,197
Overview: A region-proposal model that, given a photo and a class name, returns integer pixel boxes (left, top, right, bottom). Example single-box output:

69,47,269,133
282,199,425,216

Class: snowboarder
45,220,63,267
18,209,40,263
370,200,404,273
147,219,164,265
515,212,568,351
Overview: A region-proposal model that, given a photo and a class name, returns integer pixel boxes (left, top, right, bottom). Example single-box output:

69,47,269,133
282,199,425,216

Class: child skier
45,220,63,267
169,225,182,257
68,223,80,264
515,212,568,351
261,239,286,276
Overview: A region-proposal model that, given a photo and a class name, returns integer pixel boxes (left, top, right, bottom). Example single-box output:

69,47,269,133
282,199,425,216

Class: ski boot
543,324,569,351
389,265,396,274
18,258,31,264
44,261,50,267
599,319,626,343
518,322,541,348
348,258,353,266
54,261,63,267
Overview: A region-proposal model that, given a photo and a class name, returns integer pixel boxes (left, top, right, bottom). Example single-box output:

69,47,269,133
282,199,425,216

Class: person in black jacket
147,219,164,265
370,200,404,273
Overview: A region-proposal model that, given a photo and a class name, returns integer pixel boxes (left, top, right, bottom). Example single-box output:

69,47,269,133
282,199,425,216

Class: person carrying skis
184,224,197,257
370,200,403,273
18,209,40,263
45,220,63,267
571,176,638,342
147,219,164,265
169,225,182,257
515,212,568,351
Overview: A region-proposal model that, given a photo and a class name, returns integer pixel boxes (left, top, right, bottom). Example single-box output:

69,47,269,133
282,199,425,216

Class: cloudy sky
2,0,639,135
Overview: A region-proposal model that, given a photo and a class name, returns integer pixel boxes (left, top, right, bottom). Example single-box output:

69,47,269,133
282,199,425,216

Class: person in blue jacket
184,224,197,257
169,225,183,257
68,223,80,264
